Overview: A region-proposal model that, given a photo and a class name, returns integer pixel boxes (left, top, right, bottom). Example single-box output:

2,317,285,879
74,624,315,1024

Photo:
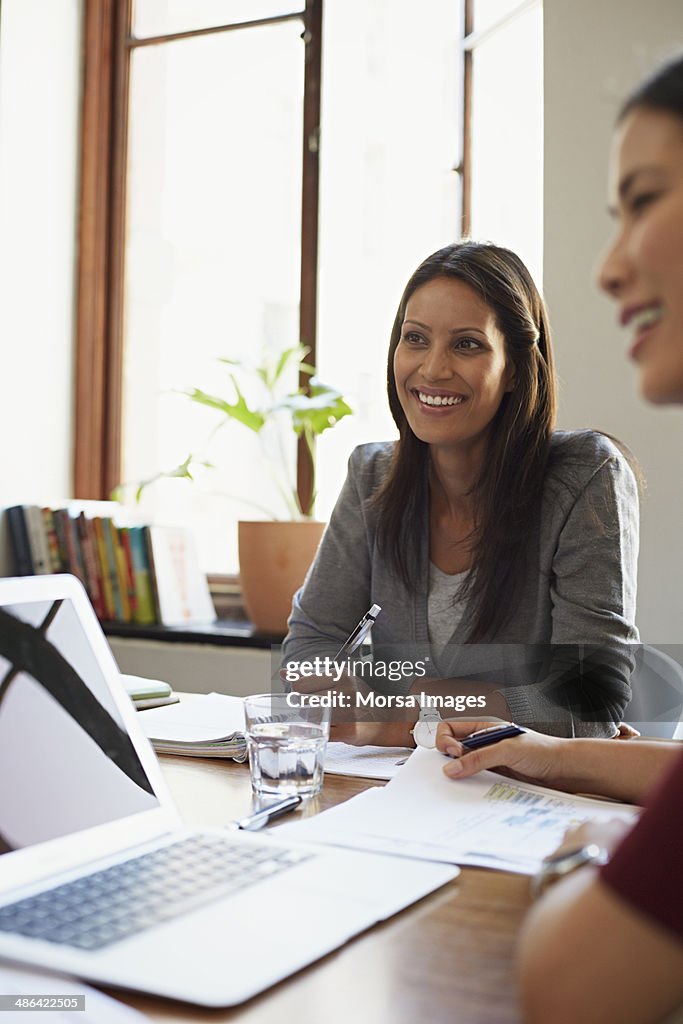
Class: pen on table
334,603,382,660
230,794,303,831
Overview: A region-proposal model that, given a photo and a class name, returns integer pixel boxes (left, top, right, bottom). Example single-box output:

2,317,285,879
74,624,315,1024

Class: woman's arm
519,752,683,1023
519,867,683,1024
435,719,680,804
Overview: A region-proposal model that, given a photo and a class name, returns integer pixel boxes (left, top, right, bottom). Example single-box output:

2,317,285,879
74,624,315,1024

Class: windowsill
102,619,284,649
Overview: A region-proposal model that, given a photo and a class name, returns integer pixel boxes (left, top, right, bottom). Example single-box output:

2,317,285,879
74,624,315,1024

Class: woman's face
393,276,513,456
598,106,683,404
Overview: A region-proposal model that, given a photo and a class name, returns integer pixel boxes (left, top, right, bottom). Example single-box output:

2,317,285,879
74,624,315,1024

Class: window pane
473,0,531,35
469,1,543,284
120,23,304,573
133,0,304,38
315,0,464,522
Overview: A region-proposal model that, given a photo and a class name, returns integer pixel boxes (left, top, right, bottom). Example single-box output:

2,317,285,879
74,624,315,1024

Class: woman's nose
420,346,453,382
597,233,631,299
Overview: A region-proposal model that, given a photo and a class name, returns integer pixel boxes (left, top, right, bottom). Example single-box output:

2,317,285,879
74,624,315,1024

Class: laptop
0,574,457,1007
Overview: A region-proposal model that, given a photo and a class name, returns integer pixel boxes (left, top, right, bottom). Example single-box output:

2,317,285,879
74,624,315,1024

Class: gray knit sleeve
504,452,640,737
281,446,380,667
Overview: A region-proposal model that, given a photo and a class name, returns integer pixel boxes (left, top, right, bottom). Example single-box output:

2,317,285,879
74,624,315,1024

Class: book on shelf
125,526,157,625
5,506,33,576
4,504,214,630
146,525,216,627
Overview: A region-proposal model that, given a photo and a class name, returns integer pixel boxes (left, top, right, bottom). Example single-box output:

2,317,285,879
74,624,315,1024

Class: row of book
6,504,160,624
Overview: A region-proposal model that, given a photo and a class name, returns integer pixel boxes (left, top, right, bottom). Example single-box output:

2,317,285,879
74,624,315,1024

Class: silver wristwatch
532,843,609,898
411,707,442,749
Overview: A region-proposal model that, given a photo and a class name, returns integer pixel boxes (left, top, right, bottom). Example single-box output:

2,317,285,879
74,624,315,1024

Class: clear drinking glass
243,693,331,797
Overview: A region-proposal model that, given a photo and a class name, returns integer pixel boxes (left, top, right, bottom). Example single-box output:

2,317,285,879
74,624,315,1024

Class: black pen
231,795,303,831
459,723,526,750
334,604,382,660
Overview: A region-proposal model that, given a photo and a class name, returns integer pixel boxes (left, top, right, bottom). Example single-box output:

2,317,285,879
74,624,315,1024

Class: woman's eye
403,332,425,345
630,191,660,214
456,337,481,351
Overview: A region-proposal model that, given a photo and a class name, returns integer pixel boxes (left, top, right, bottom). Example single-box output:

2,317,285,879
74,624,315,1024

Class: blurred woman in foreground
437,53,683,1024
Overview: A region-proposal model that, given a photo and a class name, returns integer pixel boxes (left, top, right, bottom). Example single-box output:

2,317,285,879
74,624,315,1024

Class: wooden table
109,754,532,1024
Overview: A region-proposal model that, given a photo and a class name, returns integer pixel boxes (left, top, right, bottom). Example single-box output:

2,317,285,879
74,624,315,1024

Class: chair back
624,644,683,739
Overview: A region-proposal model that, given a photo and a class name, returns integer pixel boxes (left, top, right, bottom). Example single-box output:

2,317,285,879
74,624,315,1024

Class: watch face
413,720,439,749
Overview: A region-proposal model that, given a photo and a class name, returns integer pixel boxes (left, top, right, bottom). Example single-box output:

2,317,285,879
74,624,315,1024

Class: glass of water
243,693,331,797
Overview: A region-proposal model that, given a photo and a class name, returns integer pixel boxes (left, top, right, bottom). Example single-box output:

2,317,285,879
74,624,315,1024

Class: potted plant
127,346,352,634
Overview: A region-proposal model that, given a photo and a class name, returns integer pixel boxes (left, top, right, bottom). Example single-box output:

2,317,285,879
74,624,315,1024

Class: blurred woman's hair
619,52,683,123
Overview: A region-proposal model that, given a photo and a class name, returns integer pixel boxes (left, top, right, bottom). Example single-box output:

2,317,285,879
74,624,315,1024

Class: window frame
74,0,321,510
74,0,470,573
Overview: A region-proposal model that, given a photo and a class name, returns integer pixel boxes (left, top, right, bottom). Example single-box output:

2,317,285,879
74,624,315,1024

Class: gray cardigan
282,431,640,737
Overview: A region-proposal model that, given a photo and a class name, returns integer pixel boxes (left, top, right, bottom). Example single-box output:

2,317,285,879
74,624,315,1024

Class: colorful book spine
126,526,157,625
41,508,63,572
5,506,34,575
113,526,132,622
143,525,162,624
118,528,139,622
101,518,124,621
92,517,116,620
76,512,105,619
23,505,52,574
51,509,71,573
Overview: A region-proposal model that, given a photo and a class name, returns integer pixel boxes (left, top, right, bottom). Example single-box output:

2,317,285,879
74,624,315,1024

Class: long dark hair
619,53,683,123
374,241,557,642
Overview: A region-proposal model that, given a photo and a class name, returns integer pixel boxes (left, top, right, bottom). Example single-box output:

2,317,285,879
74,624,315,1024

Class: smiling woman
282,241,640,744
599,104,683,404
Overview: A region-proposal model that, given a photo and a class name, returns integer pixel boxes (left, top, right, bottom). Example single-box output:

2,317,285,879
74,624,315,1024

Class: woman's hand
436,719,572,790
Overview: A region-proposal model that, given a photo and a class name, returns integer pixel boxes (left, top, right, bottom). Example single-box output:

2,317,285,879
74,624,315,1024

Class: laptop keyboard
0,834,313,952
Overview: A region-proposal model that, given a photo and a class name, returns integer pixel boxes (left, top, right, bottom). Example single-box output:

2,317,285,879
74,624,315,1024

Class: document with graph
275,746,639,874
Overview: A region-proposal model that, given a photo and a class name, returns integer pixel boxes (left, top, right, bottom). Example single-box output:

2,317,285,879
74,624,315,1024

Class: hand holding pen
435,719,572,789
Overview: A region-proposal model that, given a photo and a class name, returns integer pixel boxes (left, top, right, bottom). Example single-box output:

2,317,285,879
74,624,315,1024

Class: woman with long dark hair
283,240,639,743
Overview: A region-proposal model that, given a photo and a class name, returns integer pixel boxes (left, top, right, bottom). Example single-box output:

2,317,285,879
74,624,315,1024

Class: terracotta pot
238,520,325,635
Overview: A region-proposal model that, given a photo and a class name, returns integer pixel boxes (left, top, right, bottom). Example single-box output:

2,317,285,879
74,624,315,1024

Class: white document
276,746,639,874
139,692,245,743
324,743,412,780
0,963,150,1022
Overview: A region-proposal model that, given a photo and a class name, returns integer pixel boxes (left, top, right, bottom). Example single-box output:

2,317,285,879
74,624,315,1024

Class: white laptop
0,575,457,1007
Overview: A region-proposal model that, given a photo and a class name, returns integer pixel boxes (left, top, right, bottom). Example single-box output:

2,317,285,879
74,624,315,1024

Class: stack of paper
139,693,247,760
275,745,639,874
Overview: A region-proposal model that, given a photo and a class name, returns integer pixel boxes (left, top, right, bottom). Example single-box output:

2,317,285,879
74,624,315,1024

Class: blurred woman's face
598,106,683,404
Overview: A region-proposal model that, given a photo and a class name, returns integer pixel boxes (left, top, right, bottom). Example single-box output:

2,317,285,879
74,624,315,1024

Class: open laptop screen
0,597,158,856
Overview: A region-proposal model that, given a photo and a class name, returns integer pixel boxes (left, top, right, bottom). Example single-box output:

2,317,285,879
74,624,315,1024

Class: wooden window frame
74,0,322,515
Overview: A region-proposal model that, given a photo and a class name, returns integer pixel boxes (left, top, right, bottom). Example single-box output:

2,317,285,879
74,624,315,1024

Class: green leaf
184,383,265,432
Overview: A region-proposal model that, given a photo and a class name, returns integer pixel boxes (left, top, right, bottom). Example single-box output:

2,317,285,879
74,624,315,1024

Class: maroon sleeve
600,747,683,942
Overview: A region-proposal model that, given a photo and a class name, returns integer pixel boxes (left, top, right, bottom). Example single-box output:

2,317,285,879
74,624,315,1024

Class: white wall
544,0,683,642
0,0,81,571
109,637,279,697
